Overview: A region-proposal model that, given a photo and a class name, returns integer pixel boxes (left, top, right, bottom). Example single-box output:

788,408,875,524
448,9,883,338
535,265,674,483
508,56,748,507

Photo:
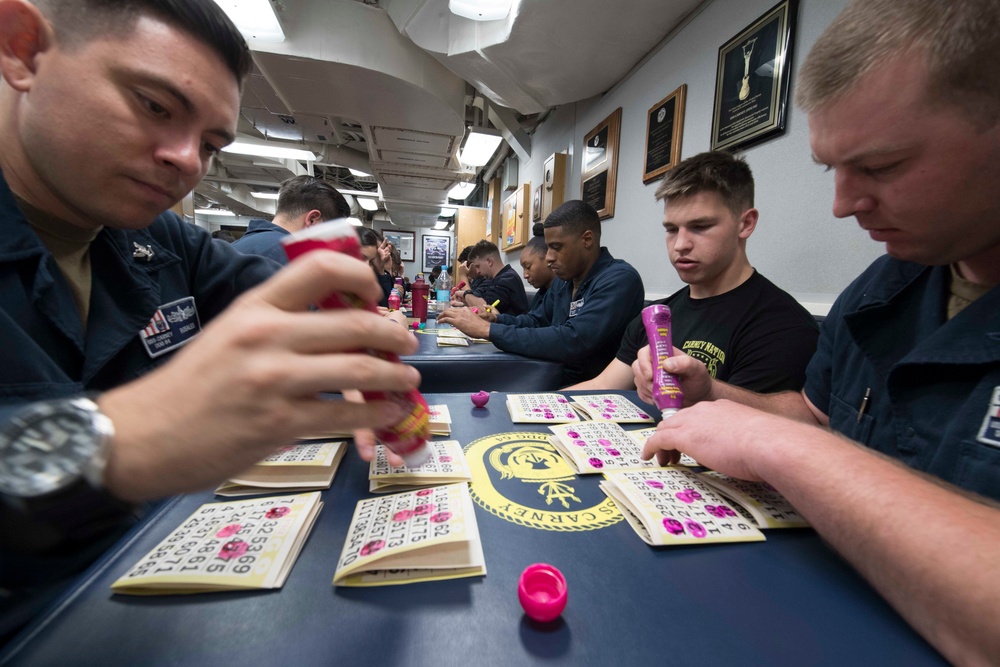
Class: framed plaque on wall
580,107,621,220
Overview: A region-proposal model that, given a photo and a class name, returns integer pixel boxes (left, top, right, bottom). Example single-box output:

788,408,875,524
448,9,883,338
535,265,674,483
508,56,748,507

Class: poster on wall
422,234,452,273
710,0,798,152
581,107,621,220
381,229,415,262
643,84,686,184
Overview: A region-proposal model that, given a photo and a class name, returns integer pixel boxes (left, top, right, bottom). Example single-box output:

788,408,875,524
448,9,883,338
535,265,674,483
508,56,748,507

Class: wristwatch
0,396,114,498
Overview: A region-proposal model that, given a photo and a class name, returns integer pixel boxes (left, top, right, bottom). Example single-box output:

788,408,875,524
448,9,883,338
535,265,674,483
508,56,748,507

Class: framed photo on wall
710,0,798,152
380,228,415,262
532,184,542,222
643,84,686,184
581,107,621,220
421,234,451,273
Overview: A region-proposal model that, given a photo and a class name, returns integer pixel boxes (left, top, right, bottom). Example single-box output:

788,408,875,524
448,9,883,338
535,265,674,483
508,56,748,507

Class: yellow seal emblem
464,432,622,531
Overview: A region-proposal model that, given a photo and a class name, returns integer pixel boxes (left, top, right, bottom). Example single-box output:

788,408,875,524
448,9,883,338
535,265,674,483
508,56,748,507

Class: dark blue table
402,321,563,393
0,392,944,666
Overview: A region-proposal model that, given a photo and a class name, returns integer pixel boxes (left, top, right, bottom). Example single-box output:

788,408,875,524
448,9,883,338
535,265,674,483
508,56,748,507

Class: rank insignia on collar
132,242,155,261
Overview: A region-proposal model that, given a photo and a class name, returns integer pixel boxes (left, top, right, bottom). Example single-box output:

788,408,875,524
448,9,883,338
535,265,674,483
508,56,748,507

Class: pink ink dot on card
589,402,599,408
218,539,248,560
439,456,453,463
597,439,612,447
705,505,727,518
543,412,555,419
265,507,290,520
533,408,542,412
216,524,242,538
604,398,614,404
607,449,621,457
663,518,685,535
414,503,436,515
601,413,612,419
416,489,433,497
360,540,385,557
564,412,575,418
588,457,604,469
566,431,580,439
675,490,696,503
638,413,650,419
393,510,414,522
645,480,664,490
557,398,568,403
539,404,550,409
430,512,452,523
573,439,587,447
685,520,707,538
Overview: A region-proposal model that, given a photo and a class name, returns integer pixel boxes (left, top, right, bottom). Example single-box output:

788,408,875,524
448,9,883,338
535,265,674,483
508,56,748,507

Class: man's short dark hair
654,151,754,218
468,240,501,262
276,176,351,222
37,0,253,83
458,245,475,264
543,200,601,239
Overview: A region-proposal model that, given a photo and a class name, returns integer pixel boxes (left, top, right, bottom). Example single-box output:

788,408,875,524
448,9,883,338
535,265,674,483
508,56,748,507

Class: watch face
0,399,104,497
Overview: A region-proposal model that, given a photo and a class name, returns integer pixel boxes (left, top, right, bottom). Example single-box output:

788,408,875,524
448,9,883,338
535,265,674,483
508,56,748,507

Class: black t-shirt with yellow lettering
617,271,819,393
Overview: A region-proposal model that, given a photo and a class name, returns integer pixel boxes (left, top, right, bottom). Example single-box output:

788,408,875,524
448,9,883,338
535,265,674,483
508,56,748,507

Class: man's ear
581,229,595,249
0,0,53,92
738,208,759,240
302,209,323,228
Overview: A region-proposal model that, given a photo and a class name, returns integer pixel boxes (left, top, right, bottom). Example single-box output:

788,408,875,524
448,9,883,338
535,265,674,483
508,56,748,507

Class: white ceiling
201,0,705,226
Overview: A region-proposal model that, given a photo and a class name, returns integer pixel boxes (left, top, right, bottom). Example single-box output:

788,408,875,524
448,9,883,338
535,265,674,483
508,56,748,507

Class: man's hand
641,400,799,478
99,250,420,502
632,345,714,406
438,306,491,339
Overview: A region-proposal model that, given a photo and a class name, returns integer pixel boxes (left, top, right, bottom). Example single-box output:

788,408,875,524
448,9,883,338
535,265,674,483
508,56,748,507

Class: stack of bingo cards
112,492,322,594
333,483,485,586
427,404,452,436
437,331,470,347
568,394,655,424
369,440,472,493
600,469,765,547
697,472,809,529
215,440,347,497
506,393,580,424
548,421,679,474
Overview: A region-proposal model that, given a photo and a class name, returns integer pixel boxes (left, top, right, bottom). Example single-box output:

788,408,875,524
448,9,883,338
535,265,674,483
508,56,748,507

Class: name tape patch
139,296,202,359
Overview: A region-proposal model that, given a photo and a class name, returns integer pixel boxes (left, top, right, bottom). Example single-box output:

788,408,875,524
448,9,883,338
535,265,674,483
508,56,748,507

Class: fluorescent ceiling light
449,0,513,21
448,182,476,199
434,220,450,230
195,208,235,216
440,207,457,217
213,0,285,42
460,128,504,166
250,191,279,200
357,197,378,212
222,141,317,162
349,168,372,178
347,217,363,227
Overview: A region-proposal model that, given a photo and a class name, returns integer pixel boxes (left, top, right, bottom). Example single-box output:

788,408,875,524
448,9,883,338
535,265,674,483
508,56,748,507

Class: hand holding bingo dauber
485,299,500,314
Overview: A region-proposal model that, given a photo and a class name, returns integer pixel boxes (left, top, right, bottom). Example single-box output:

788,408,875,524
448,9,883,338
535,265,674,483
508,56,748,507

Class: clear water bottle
435,266,452,303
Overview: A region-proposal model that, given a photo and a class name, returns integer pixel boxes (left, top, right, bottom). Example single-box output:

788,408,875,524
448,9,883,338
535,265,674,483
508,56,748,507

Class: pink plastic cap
471,391,490,408
518,563,567,622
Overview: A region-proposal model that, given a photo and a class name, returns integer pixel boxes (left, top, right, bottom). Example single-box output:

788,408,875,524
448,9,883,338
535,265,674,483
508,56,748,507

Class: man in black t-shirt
567,151,818,392
453,240,529,315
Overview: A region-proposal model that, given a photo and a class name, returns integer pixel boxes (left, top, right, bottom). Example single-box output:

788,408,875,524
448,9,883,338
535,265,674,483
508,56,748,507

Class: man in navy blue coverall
232,174,351,265
637,1,1000,663
0,0,416,639
440,200,644,384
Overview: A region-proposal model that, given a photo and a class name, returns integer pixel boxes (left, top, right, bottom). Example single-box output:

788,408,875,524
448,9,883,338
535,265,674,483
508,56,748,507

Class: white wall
501,0,881,314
